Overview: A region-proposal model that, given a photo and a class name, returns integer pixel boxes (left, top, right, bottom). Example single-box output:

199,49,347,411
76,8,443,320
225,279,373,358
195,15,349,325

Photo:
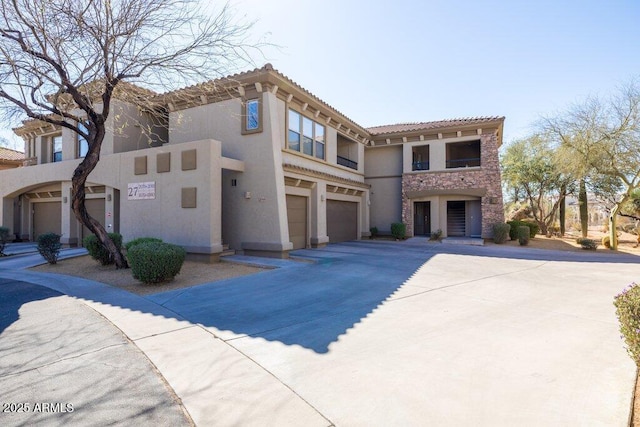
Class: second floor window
78,121,89,158
288,109,325,160
446,140,481,168
52,135,62,162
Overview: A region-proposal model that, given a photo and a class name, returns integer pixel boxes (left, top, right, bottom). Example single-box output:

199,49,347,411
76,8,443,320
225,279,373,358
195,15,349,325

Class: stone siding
401,133,504,237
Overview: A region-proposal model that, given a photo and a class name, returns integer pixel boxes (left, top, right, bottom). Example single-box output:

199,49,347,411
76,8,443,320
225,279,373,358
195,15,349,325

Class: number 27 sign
127,182,155,200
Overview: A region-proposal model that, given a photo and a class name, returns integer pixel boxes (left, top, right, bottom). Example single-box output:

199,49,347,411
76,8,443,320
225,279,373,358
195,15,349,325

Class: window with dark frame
52,135,62,162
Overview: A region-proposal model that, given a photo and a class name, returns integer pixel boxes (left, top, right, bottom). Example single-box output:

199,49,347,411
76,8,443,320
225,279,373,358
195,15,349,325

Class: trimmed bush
0,226,10,256
124,237,163,251
602,235,611,249
83,233,123,265
614,283,640,366
37,232,61,264
429,229,443,241
576,237,598,250
391,222,406,240
517,225,530,246
492,223,510,244
507,220,539,240
369,227,379,239
128,242,186,284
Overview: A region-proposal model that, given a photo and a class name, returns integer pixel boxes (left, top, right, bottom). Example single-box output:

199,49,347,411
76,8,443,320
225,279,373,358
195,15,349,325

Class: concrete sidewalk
1,239,638,425
0,277,190,426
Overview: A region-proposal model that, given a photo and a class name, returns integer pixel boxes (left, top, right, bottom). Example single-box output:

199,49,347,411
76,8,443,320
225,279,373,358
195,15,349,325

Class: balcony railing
446,157,481,169
412,161,430,171
337,155,358,170
23,157,37,166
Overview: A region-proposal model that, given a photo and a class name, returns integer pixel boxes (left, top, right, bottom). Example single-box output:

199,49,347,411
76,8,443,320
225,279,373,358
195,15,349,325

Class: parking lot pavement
0,277,190,427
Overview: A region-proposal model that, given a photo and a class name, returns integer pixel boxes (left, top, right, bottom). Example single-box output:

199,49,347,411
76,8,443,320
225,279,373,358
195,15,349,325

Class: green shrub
429,229,443,241
492,223,510,244
614,283,640,366
369,227,379,239
124,237,163,251
391,222,406,240
507,220,539,239
0,226,10,256
517,226,530,246
576,238,598,250
83,233,123,265
37,232,61,264
602,235,611,248
128,242,186,284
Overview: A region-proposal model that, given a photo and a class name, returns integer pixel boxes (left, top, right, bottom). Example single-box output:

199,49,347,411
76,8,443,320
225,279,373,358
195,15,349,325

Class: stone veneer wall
401,133,504,238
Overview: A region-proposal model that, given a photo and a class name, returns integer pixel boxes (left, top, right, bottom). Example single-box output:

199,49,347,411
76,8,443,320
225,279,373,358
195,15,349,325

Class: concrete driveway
148,239,638,426
1,239,638,426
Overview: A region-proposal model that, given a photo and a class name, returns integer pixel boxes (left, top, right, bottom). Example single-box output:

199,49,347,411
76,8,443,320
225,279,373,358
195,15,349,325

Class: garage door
33,202,61,239
82,198,106,243
327,200,358,243
286,195,307,250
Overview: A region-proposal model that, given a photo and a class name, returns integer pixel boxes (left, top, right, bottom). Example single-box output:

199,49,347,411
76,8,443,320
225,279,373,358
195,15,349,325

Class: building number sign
127,182,156,200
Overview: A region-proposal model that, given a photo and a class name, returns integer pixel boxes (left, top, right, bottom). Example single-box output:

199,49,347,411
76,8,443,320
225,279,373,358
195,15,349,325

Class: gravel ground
30,255,268,296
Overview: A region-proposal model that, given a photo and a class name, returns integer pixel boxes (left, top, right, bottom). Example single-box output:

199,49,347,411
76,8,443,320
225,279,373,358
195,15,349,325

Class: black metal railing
412,161,430,171
337,155,358,170
446,157,480,168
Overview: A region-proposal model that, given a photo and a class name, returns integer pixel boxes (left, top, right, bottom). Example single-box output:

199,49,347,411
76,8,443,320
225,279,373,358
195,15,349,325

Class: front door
413,202,431,236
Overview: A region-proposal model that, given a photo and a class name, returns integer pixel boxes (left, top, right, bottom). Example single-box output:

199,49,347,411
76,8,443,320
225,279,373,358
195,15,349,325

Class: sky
229,0,640,142
2,0,639,151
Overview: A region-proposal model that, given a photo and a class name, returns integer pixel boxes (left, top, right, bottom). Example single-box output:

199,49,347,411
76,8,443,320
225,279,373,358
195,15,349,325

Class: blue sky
2,1,638,150
232,0,640,142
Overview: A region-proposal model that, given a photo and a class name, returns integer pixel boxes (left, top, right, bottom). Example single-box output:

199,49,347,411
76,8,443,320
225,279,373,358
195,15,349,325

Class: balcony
445,157,481,168
412,161,430,171
337,155,358,170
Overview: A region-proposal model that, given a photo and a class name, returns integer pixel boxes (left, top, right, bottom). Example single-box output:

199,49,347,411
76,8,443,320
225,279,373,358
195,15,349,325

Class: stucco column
310,181,329,248
60,181,78,246
361,190,371,238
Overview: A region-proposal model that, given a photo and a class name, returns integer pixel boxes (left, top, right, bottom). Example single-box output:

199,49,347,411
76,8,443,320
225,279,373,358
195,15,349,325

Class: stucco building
0,65,505,259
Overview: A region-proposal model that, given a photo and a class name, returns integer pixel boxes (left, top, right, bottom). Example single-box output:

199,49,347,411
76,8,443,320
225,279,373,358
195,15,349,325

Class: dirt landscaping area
30,255,268,296
487,228,640,256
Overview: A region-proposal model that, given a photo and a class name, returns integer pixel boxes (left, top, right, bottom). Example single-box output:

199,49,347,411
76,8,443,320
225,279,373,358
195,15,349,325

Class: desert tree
501,134,573,236
543,80,640,249
0,0,257,268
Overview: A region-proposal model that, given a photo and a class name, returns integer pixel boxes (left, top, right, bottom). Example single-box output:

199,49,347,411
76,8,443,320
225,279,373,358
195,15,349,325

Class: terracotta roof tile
367,117,505,136
0,146,25,161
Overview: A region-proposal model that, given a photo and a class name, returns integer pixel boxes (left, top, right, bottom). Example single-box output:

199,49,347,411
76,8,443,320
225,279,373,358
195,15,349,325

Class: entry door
413,202,431,236
447,201,466,237
467,200,482,237
81,198,106,243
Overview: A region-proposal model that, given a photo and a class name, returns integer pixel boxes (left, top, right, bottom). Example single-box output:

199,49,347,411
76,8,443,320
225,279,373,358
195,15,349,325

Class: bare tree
0,0,257,267
543,80,640,249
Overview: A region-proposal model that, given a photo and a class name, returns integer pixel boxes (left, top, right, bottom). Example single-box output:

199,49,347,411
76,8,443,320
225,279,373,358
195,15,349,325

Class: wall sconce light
320,194,325,202
63,196,68,203
244,191,252,199
107,194,112,201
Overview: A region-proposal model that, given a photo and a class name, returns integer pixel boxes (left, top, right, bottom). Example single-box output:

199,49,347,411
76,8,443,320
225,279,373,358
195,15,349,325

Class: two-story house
0,64,504,260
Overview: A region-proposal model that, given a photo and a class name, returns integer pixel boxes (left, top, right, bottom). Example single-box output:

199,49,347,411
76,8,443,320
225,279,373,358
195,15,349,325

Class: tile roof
366,117,505,136
0,146,25,161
